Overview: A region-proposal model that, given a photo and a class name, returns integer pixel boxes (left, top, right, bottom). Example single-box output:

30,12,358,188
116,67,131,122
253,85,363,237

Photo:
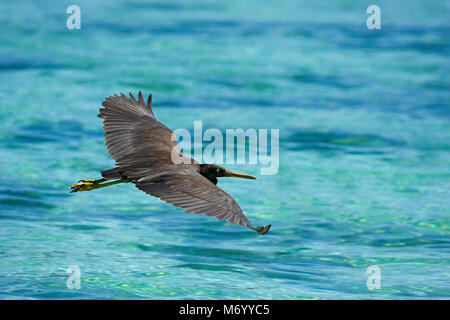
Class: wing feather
135,169,254,228
98,92,177,162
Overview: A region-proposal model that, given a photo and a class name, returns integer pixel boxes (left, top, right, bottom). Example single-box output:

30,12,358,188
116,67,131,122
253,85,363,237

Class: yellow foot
70,180,97,193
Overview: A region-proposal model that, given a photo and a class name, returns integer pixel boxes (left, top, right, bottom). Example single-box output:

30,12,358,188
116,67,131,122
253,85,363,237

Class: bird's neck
200,172,218,185
199,165,218,185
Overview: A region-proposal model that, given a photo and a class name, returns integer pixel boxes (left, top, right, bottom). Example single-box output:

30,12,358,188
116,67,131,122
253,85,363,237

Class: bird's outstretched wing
98,92,182,162
97,92,267,232
135,168,254,228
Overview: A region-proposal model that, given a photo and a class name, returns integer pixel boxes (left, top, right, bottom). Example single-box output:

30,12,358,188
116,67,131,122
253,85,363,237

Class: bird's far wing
98,92,185,162
135,168,254,229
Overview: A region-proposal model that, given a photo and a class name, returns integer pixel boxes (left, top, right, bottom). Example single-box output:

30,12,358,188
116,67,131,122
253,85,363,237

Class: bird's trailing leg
252,224,272,235
70,177,130,193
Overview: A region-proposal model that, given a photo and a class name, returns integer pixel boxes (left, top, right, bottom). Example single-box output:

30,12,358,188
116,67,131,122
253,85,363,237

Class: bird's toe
70,181,95,192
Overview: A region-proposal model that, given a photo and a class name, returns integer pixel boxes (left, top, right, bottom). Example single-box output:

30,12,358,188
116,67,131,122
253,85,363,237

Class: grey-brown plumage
71,92,270,235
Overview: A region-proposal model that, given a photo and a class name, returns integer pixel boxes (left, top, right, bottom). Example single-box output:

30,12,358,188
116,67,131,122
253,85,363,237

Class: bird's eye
216,168,220,173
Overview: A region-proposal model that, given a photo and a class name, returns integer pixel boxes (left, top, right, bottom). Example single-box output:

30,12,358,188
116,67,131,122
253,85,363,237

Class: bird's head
200,164,257,180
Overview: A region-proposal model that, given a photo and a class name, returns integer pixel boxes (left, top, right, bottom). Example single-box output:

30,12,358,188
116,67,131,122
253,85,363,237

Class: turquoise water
1,0,449,299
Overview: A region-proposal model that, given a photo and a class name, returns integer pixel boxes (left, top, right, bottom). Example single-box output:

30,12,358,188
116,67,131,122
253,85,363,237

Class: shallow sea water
0,0,449,299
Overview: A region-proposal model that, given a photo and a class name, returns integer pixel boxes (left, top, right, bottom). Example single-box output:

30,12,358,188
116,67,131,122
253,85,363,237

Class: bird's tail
101,167,123,180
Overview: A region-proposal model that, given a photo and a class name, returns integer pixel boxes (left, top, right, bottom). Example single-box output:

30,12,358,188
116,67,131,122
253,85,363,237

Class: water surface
0,0,449,299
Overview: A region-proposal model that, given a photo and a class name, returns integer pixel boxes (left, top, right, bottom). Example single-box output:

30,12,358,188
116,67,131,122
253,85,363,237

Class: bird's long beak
223,170,258,180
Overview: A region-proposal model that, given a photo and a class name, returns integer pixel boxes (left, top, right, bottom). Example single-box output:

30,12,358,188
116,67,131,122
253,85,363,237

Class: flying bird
70,92,271,235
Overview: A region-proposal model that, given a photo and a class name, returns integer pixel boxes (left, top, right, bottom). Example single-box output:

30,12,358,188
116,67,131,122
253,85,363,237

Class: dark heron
70,92,271,235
